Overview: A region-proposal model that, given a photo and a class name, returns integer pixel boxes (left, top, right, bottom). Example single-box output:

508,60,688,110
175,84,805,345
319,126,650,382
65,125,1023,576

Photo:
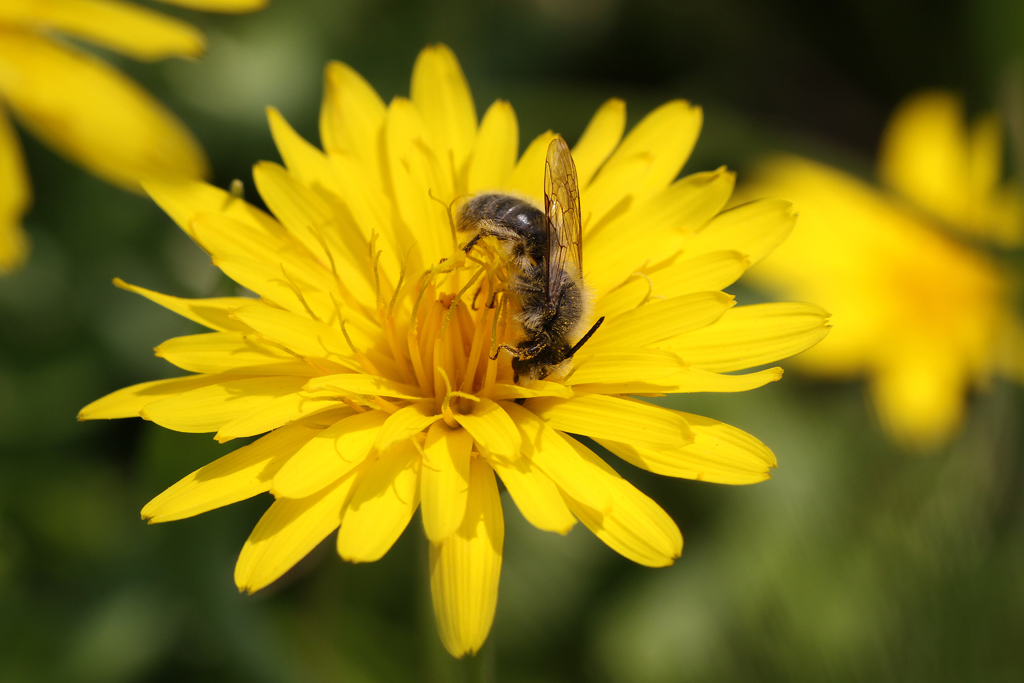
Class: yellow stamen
278,266,321,323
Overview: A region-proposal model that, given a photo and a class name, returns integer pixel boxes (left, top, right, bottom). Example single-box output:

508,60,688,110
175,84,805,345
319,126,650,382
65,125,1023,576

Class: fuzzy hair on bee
457,136,604,383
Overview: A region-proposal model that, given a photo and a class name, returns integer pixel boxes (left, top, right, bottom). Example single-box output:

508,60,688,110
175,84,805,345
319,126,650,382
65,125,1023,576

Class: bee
458,135,605,383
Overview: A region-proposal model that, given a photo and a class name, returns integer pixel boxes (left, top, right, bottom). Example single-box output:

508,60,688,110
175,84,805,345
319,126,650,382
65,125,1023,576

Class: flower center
368,238,518,425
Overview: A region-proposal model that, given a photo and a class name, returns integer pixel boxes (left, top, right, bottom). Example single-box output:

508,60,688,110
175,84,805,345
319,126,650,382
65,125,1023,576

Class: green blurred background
2,0,1022,680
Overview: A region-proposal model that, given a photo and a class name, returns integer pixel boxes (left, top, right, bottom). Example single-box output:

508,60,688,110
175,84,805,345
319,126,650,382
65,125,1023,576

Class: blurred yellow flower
80,45,829,657
0,0,268,273
745,91,1024,450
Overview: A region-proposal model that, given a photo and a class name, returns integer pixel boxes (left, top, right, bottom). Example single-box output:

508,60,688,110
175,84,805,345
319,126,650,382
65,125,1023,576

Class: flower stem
456,642,496,683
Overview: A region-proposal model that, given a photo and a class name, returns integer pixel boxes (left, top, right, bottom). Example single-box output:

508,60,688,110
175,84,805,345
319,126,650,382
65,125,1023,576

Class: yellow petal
525,394,693,450
467,100,518,193
265,107,339,195
0,103,30,273
870,344,966,450
489,380,573,402
589,291,734,350
453,398,521,461
213,390,344,443
150,184,342,318
485,454,576,534
235,470,361,594
567,348,686,386
665,302,831,372
430,458,503,658
229,303,359,369
251,160,374,301
967,115,1023,247
327,151,395,257
502,401,612,513
140,375,309,433
141,424,316,522
668,366,783,392
410,44,477,182
253,160,374,308
571,366,783,397
304,373,423,400
878,91,967,228
594,250,748,320
878,91,1022,246
420,421,473,543
154,0,267,12
581,150,650,233
0,0,204,61
572,98,626,188
154,331,308,375
593,100,702,206
144,177,278,239
384,97,451,267
374,402,441,452
320,60,386,182
598,410,776,484
559,435,682,567
586,167,735,296
272,409,388,498
684,199,796,267
79,373,228,420
187,212,335,304
212,255,338,324
248,160,328,257
113,278,253,332
506,130,557,204
651,250,750,298
337,440,421,562
0,31,207,190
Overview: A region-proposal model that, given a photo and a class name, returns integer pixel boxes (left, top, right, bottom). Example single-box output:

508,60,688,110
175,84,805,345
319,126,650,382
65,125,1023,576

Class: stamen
331,294,380,376
310,222,347,295
388,242,417,317
440,265,485,336
371,395,400,414
278,266,321,322
437,366,479,428
633,271,656,307
482,294,507,396
342,397,367,413
410,270,437,330
417,297,444,397
248,334,336,374
460,305,490,394
427,188,465,254
369,232,384,310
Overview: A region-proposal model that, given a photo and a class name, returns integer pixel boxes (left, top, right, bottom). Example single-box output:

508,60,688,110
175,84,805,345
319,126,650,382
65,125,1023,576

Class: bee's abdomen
458,194,544,240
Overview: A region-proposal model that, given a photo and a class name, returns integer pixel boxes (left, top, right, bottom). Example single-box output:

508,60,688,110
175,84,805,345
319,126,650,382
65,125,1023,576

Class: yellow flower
0,0,268,273
80,45,829,657
744,91,1024,450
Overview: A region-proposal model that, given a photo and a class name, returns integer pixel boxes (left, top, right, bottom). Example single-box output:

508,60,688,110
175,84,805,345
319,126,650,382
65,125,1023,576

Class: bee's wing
543,135,582,305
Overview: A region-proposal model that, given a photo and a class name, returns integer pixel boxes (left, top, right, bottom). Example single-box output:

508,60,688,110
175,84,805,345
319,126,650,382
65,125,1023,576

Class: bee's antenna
567,316,605,357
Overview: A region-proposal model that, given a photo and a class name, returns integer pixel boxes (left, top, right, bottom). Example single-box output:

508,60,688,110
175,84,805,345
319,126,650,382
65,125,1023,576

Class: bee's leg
461,233,483,253
489,343,521,362
567,317,606,357
506,341,545,361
